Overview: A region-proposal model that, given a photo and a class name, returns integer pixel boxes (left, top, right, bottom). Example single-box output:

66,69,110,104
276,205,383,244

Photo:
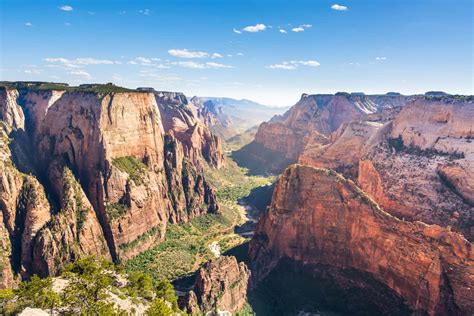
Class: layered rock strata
180,255,250,314
250,165,473,316
0,82,223,287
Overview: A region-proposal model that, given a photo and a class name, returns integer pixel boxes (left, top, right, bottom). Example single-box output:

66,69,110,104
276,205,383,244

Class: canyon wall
250,165,473,315
180,256,250,314
298,97,474,239
234,93,415,174
0,83,223,287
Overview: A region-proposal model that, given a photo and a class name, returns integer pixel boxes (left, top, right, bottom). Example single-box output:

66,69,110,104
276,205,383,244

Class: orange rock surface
250,165,473,315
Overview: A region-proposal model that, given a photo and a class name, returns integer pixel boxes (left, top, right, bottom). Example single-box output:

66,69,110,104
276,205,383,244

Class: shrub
112,156,147,185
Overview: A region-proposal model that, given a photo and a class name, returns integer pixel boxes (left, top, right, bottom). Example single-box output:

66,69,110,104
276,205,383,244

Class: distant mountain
190,97,289,140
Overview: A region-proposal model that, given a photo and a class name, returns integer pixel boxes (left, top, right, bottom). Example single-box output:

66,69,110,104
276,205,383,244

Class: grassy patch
105,202,129,221
119,225,162,252
125,157,274,282
0,81,141,94
112,156,147,185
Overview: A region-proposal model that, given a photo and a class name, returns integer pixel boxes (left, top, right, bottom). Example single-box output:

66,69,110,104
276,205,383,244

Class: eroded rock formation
295,97,474,239
250,165,473,316
0,82,223,287
235,93,415,174
180,256,250,314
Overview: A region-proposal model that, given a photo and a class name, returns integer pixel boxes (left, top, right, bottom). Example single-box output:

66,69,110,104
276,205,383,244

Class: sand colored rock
254,93,413,161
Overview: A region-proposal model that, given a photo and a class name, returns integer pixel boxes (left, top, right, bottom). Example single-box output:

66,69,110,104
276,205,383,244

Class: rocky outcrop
180,256,250,314
236,93,414,174
31,163,110,276
294,97,474,239
0,82,222,283
299,121,382,179
358,98,474,239
250,165,473,316
156,92,224,169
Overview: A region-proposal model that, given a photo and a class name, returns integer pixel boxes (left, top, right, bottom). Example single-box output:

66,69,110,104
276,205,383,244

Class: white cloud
45,57,117,67
233,28,242,34
69,70,91,78
300,60,320,67
128,57,169,68
279,29,287,34
242,23,266,33
135,57,152,64
376,57,388,60
205,62,233,69
266,63,297,70
168,49,209,58
236,52,244,56
22,69,41,74
139,9,151,15
74,58,116,65
172,61,234,69
266,60,320,70
211,53,223,59
331,4,348,11
60,5,73,11
292,24,312,32
172,61,206,69
25,22,33,27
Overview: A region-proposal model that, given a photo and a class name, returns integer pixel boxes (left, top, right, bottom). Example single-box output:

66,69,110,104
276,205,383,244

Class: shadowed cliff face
0,83,223,287
250,165,473,316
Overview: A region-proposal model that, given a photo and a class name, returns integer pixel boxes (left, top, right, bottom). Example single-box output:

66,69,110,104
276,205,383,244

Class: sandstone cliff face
156,92,224,169
0,83,222,283
254,93,412,161
250,165,473,316
180,256,250,313
358,98,474,239
295,97,474,240
299,121,383,179
236,93,414,174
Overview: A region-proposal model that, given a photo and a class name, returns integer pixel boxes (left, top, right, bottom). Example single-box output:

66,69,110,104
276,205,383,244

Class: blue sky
0,0,472,106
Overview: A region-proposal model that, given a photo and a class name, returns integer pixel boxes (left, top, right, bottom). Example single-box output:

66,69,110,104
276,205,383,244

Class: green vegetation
126,157,273,281
0,276,60,315
125,210,241,280
0,81,141,94
106,202,129,221
231,141,294,176
119,225,162,252
0,256,180,315
112,156,147,185
62,167,89,235
225,126,259,151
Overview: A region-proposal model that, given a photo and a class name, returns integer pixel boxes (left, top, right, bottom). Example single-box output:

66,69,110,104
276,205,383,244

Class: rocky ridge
250,165,473,316
299,97,474,239
179,255,250,314
0,82,223,287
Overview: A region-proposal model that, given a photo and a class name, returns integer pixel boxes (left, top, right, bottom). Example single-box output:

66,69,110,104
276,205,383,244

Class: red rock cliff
250,164,473,315
0,83,222,285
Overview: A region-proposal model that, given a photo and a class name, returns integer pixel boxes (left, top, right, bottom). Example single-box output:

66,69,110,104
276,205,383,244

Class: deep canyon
0,82,472,315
